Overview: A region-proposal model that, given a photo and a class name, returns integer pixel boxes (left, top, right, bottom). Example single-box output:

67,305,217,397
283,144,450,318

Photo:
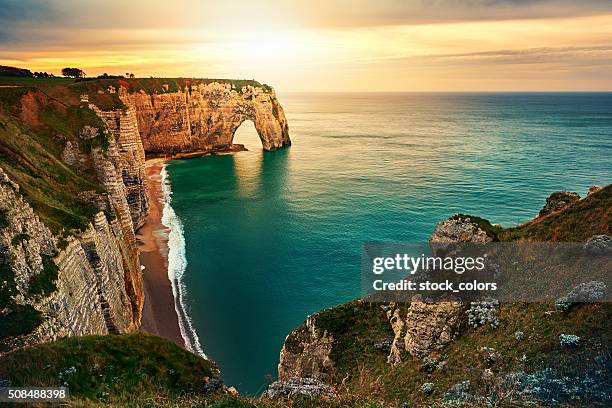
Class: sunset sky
1,0,612,92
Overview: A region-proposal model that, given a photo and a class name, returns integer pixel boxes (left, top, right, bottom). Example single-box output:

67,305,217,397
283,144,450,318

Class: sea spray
160,163,206,357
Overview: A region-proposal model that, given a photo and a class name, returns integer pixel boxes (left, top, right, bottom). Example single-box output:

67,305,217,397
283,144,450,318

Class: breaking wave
160,163,206,357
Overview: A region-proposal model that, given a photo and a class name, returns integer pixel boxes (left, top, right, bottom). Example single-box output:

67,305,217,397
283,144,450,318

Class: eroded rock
538,191,580,217
277,315,334,382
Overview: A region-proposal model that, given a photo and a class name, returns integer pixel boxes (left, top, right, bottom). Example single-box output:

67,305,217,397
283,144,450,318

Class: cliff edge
0,75,291,353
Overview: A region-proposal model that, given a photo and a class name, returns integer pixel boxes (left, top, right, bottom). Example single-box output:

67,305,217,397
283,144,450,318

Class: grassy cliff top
0,76,273,111
0,87,109,234
0,334,219,405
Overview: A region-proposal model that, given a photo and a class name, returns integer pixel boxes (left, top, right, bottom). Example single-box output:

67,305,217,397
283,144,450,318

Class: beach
137,160,184,347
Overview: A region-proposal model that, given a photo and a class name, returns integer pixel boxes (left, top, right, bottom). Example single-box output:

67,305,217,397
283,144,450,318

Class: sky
1,0,611,92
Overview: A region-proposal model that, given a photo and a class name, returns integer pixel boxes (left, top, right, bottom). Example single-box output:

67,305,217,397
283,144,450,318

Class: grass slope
294,185,611,406
0,334,217,405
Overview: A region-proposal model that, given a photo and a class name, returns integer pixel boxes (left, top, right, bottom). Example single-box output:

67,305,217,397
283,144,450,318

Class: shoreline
137,160,184,347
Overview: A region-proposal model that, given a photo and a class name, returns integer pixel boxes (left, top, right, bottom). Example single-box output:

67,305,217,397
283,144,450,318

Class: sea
160,92,612,395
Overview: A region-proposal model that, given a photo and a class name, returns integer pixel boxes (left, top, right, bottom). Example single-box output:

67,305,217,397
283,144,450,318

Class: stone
387,307,406,365
263,377,337,400
538,191,580,217
587,185,603,196
277,314,334,382
421,382,434,395
79,125,99,140
404,300,465,357
430,215,494,245
583,235,612,256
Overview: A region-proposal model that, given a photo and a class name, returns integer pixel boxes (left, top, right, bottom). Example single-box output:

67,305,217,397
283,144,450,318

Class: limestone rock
61,141,87,167
430,215,494,245
387,307,406,365
263,377,337,400
538,191,580,217
79,125,99,140
587,185,603,196
127,82,290,154
404,299,465,357
277,315,334,382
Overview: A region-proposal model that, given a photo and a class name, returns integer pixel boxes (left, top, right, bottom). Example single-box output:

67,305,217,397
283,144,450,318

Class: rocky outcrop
1,77,291,353
277,315,334,382
0,167,137,351
88,92,148,230
403,299,464,358
387,307,406,365
430,214,496,244
538,191,580,217
127,82,290,154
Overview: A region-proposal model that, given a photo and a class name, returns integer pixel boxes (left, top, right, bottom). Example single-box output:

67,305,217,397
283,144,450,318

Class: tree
61,67,85,78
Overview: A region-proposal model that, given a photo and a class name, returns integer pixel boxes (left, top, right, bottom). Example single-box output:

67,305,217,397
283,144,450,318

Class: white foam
160,164,206,358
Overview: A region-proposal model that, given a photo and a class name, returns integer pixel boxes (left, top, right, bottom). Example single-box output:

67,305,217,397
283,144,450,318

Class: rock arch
127,82,291,155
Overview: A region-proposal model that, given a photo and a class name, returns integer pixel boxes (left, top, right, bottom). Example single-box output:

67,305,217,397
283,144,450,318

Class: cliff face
0,87,145,351
0,77,291,352
127,82,290,154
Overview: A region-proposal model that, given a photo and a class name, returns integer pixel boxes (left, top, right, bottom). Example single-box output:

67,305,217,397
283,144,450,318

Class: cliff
274,186,611,406
0,87,142,351
0,76,291,353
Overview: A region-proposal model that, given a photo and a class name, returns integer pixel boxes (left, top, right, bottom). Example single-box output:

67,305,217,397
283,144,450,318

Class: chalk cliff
128,82,290,154
0,77,290,352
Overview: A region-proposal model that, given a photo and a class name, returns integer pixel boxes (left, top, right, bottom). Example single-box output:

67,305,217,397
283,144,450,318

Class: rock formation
277,315,334,382
126,82,290,154
538,191,580,217
0,78,291,352
0,168,136,351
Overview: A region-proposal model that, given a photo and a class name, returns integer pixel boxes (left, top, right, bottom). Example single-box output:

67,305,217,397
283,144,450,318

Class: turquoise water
165,93,612,394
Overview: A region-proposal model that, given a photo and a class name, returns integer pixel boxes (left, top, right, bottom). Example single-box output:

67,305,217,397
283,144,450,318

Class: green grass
0,87,105,233
0,334,218,404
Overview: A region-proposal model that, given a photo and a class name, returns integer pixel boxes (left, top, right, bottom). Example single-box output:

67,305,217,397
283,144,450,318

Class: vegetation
0,65,34,77
62,67,86,78
499,185,611,241
0,334,217,403
10,233,30,246
288,185,612,406
27,255,59,297
0,87,105,233
0,208,8,228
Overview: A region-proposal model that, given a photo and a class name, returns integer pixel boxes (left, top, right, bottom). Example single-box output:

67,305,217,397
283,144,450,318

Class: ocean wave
160,164,206,358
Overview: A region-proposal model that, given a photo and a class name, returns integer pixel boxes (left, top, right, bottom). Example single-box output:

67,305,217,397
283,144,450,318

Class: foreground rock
277,315,334,382
263,377,337,400
429,214,496,244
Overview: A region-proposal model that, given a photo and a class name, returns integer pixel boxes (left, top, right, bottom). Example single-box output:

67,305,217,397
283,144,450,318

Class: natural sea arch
232,120,265,151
